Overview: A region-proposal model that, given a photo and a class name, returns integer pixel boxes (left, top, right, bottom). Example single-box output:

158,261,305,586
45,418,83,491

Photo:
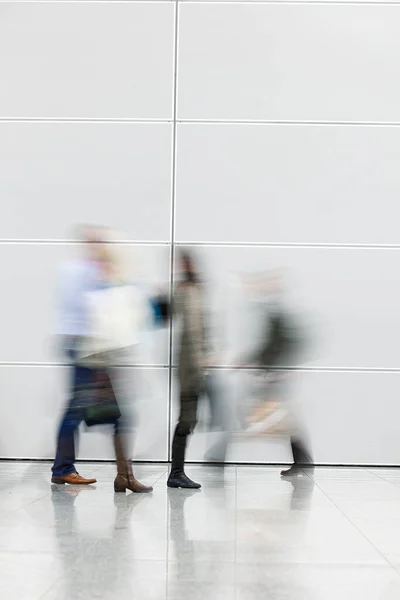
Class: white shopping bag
78,284,151,365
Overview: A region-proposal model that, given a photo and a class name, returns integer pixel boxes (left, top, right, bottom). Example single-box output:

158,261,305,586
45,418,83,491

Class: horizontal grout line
0,239,171,246
181,0,400,4
175,241,400,250
178,119,400,127
0,118,173,124
0,0,399,4
200,365,400,373
1,362,400,374
209,365,400,374
1,118,400,127
0,0,156,2
0,362,169,368
1,240,400,250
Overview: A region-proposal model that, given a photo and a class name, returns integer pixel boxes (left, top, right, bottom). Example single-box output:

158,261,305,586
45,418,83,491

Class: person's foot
280,466,302,477
114,474,153,494
51,472,97,485
167,471,201,489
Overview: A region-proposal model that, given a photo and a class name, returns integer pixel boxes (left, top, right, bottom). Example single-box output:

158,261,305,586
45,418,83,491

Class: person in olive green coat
167,250,208,489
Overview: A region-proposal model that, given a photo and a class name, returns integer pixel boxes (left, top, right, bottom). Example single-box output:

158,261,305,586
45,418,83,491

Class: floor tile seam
37,571,66,600
302,468,386,481
231,558,392,568
365,468,394,482
310,478,399,571
2,553,391,567
0,490,54,520
152,470,170,487
366,469,400,489
387,481,400,493
230,562,400,570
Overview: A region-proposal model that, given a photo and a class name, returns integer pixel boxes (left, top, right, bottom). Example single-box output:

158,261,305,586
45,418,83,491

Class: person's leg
109,363,152,493
281,436,314,477
113,419,153,493
52,363,96,484
167,393,200,489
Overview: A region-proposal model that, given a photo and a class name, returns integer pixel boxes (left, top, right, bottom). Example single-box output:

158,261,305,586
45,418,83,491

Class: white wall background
0,0,399,465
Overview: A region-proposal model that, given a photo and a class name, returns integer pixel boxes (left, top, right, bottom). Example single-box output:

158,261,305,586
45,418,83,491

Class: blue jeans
52,345,94,477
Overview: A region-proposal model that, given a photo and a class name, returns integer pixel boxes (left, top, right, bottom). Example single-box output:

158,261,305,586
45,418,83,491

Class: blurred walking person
241,272,313,477
167,250,207,489
51,226,104,485
51,226,154,492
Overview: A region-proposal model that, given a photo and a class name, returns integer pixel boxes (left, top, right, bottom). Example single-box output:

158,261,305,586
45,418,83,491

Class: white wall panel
0,2,174,119
175,245,400,370
296,370,400,465
177,3,400,122
171,368,400,465
175,123,400,245
0,243,170,364
0,122,173,241
0,366,169,460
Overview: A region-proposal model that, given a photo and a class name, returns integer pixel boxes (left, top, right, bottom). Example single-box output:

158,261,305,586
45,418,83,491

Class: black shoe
167,471,201,489
280,466,302,477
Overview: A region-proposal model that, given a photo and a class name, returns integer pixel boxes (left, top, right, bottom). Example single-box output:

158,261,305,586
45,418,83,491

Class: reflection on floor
1,462,400,599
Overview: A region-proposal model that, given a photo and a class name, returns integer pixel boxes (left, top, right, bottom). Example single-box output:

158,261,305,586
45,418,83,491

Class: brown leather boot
51,472,97,485
114,433,153,494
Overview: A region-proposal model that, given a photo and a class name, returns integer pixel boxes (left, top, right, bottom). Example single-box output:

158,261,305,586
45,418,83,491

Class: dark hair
179,250,200,284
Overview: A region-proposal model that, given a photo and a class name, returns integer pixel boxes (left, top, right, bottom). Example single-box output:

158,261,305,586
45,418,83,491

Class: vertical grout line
167,0,180,463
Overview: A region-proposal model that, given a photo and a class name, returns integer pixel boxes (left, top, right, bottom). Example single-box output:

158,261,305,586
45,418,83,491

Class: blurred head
179,249,200,284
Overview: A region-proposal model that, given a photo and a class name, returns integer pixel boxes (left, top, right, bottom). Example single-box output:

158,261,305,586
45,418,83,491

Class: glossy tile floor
2,463,400,599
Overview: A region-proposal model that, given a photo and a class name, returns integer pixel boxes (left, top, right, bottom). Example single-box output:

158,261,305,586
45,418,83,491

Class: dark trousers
52,361,94,477
171,392,199,471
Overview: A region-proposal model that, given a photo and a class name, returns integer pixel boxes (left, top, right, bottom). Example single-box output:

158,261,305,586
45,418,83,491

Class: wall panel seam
177,120,400,127
0,118,173,124
181,0,400,4
2,363,400,374
0,240,171,245
1,0,400,5
2,241,400,250
166,0,180,461
0,362,170,368
2,119,400,127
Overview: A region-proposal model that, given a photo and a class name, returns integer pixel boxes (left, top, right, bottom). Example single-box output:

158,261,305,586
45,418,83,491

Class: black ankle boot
167,470,201,489
168,429,201,489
